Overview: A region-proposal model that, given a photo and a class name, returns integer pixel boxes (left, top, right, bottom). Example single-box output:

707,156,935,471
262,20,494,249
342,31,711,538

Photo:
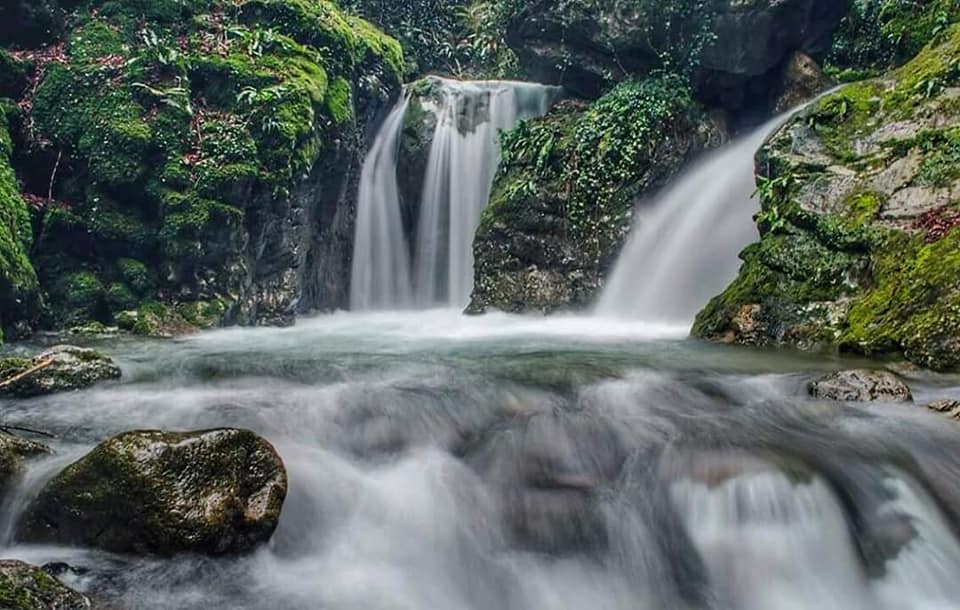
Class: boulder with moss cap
18,428,287,556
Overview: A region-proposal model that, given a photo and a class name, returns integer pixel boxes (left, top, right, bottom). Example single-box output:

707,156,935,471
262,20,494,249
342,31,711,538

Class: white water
4,312,960,609
351,77,560,310
596,114,787,323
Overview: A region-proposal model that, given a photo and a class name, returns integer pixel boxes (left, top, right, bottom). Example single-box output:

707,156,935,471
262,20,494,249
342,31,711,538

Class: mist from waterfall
595,113,789,323
351,77,560,311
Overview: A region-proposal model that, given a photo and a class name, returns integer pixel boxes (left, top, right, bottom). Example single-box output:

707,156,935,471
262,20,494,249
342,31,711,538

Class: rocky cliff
694,24,960,370
0,0,403,339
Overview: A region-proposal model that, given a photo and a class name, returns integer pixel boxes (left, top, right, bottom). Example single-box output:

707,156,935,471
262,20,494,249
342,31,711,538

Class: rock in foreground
18,429,287,556
0,346,121,397
809,370,913,402
0,560,90,610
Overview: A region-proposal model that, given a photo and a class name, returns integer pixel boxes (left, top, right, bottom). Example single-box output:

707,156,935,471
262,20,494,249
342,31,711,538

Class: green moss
106,282,138,311
0,50,31,99
116,258,155,295
0,108,38,338
325,77,353,123
840,228,960,369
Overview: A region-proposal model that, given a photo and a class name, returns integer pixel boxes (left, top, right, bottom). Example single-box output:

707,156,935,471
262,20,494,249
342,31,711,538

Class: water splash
351,77,560,310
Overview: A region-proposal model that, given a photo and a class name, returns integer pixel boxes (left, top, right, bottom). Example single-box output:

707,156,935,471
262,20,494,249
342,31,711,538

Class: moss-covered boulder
809,369,913,402
694,24,960,370
18,428,287,556
0,433,50,496
0,560,90,610
469,76,727,313
0,345,120,397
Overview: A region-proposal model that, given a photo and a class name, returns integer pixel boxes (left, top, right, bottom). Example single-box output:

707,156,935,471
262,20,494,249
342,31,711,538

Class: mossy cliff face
694,25,960,370
0,0,403,338
469,77,727,313
18,428,287,556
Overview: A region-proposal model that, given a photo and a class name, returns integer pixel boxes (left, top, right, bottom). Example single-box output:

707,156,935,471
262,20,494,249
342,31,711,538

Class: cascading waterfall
595,113,791,323
351,77,560,310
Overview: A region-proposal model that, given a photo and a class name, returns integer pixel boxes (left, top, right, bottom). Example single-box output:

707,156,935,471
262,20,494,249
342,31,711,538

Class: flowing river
2,311,960,609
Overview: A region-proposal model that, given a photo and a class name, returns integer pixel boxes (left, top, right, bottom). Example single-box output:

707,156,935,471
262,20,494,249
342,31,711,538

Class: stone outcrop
694,25,960,370
0,345,120,397
808,369,912,402
18,428,287,556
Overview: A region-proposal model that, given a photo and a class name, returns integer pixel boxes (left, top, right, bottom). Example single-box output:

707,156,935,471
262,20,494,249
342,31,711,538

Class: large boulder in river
693,24,960,370
809,370,912,402
503,0,849,105
0,432,50,495
0,560,90,610
18,429,287,556
0,346,121,398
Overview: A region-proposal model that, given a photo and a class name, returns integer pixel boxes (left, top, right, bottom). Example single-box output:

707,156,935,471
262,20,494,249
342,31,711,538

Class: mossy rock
694,24,960,370
0,560,90,610
17,428,288,556
116,299,225,337
0,345,121,398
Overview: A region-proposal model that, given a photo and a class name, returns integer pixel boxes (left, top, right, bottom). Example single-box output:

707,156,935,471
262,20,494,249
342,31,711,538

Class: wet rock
926,399,960,419
0,560,90,610
808,370,912,402
467,412,626,553
18,429,287,556
0,432,50,495
0,346,121,398
773,52,833,112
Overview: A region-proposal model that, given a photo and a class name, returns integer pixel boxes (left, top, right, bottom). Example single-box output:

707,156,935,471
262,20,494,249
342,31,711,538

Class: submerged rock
0,346,121,398
18,429,287,556
0,560,90,610
809,370,912,402
0,432,50,495
926,399,960,419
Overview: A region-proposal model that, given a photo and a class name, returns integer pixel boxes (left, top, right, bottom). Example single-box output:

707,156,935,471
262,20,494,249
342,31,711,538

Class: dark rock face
0,560,90,610
505,0,849,106
0,1,69,48
0,346,120,398
18,429,287,556
773,51,834,113
0,433,50,495
809,370,912,402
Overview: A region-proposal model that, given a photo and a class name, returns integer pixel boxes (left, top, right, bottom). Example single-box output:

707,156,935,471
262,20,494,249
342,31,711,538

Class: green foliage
826,0,960,79
14,0,403,330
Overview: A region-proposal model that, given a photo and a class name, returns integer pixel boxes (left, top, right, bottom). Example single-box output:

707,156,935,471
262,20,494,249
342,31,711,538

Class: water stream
2,313,960,609
596,112,793,322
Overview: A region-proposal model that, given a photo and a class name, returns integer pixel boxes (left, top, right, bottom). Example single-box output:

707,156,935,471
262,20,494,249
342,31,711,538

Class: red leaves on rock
913,208,960,243
10,42,68,114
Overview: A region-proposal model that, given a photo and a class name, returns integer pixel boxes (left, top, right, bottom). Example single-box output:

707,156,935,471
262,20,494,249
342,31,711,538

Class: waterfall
595,113,791,323
351,77,560,311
